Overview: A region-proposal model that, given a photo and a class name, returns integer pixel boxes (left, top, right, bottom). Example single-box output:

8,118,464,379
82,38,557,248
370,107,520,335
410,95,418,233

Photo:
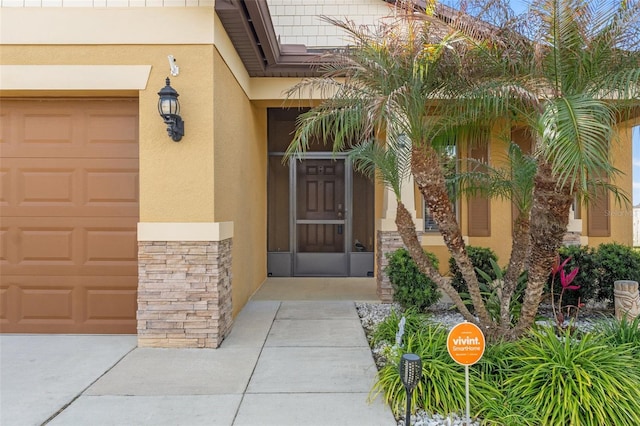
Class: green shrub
449,246,498,294
473,337,516,386
554,245,598,305
476,393,541,426
504,327,640,426
594,243,640,302
385,248,441,311
370,324,499,417
594,316,640,358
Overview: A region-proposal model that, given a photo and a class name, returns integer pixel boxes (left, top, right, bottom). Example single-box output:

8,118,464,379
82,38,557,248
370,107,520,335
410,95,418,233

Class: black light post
399,353,422,426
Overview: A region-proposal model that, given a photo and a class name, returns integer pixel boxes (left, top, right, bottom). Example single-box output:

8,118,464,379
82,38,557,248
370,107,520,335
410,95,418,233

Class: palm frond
540,96,618,191
348,137,411,198
448,142,536,214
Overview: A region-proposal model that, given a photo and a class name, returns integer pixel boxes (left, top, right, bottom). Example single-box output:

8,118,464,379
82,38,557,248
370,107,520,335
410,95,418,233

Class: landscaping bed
356,301,639,426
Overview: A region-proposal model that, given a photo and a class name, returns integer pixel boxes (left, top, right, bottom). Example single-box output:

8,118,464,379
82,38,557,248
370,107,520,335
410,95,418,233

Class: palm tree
449,142,537,328
285,0,640,339
463,0,640,336
286,14,485,325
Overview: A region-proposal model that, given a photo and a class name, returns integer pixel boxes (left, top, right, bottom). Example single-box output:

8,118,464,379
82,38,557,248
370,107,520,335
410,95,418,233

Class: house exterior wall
634,207,640,247
213,49,268,316
0,6,242,346
586,122,635,248
2,3,635,336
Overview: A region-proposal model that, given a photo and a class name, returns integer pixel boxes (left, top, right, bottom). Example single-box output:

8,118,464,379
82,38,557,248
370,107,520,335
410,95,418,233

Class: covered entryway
0,99,139,333
267,109,374,277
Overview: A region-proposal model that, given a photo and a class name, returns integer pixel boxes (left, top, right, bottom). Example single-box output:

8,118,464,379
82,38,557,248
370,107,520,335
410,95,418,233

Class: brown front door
294,158,348,275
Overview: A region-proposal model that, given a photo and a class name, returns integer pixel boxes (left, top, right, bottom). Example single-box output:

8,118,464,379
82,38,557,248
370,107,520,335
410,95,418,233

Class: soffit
215,0,328,77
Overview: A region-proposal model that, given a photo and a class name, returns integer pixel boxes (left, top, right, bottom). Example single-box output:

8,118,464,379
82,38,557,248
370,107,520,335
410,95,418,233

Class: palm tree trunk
394,200,476,323
499,214,530,331
410,145,494,329
512,161,573,337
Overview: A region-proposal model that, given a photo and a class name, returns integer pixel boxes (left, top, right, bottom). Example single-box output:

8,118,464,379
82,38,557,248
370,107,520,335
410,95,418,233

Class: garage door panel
19,167,75,205
0,167,10,206
0,158,138,217
1,99,138,334
2,218,137,275
85,286,137,322
0,227,9,265
20,286,75,320
0,276,136,333
20,227,75,263
0,286,8,322
24,113,75,145
0,110,10,143
0,100,138,159
84,227,138,264
85,167,138,205
87,113,138,148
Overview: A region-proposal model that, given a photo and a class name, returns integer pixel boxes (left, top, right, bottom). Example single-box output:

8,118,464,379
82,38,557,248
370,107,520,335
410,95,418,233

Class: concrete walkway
1,297,396,425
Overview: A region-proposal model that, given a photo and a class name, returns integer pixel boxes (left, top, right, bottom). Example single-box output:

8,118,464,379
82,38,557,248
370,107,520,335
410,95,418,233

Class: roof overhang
215,0,329,77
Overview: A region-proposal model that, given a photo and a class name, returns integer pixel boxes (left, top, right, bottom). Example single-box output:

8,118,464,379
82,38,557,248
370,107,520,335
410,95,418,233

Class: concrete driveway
0,335,136,426
1,300,395,426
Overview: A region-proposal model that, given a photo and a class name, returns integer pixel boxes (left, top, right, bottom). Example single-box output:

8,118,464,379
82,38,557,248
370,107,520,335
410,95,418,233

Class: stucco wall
587,123,634,247
213,49,267,316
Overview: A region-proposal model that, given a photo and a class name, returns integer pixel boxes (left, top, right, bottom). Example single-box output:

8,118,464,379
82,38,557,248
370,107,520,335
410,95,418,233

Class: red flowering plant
550,255,585,332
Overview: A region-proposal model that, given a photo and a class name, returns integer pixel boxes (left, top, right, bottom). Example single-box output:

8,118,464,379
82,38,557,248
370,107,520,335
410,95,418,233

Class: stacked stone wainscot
376,230,423,303
137,239,232,349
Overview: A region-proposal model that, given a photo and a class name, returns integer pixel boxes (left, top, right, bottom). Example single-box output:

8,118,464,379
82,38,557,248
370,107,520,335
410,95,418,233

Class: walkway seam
229,301,282,426
40,344,137,426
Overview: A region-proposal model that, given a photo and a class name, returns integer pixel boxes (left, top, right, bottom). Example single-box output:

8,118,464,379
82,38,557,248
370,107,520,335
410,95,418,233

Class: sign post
446,322,485,425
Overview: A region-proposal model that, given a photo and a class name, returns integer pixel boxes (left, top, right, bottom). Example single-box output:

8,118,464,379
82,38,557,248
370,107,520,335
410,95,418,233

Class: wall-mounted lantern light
157,77,184,142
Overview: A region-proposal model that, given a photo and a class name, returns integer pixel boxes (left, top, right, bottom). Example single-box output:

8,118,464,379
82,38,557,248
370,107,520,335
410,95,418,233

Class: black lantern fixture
157,77,184,142
399,353,422,426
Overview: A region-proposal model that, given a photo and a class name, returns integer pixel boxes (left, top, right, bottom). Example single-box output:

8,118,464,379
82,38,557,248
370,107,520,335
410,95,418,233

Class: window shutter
588,191,610,237
467,143,490,237
511,128,533,154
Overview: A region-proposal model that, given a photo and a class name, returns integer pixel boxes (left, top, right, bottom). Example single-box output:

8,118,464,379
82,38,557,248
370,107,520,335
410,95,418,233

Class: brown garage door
0,99,139,333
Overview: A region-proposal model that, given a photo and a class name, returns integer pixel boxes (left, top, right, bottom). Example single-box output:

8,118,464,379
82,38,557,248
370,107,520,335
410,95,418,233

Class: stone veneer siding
137,239,233,349
562,231,582,246
376,230,423,303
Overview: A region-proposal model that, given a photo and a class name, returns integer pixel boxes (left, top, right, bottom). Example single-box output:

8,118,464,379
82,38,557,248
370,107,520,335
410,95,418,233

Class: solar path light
399,353,422,426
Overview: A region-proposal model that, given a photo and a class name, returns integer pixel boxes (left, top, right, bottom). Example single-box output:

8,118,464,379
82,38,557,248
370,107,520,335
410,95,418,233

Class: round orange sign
446,322,485,366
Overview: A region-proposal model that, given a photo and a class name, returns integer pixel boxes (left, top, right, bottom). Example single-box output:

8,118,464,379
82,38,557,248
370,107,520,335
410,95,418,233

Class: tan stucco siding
586,123,634,247
420,122,635,270
213,49,267,316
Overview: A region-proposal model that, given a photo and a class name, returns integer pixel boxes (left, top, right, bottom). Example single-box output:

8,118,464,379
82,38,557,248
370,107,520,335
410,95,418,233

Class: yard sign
446,321,485,366
447,321,486,424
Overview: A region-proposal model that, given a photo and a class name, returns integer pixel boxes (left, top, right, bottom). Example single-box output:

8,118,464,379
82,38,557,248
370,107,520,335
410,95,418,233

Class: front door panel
294,158,348,276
